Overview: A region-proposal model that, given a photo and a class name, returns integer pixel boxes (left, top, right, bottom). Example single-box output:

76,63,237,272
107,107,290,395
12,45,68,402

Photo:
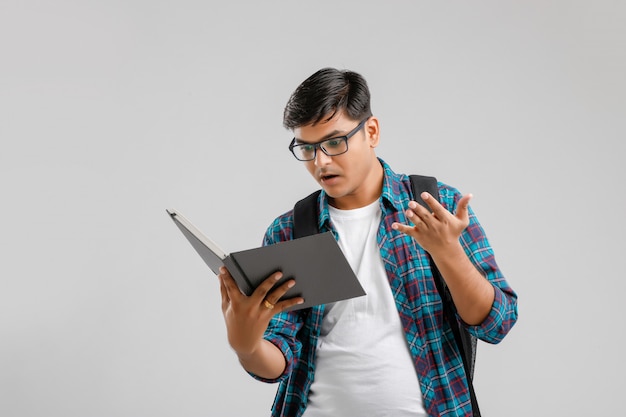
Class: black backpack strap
409,175,480,416
408,174,439,211
293,190,322,239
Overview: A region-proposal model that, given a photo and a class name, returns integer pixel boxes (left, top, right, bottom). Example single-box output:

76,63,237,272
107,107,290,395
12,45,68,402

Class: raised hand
392,191,472,257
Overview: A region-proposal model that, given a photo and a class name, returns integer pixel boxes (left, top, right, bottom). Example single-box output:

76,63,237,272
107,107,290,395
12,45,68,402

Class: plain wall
1,1,624,416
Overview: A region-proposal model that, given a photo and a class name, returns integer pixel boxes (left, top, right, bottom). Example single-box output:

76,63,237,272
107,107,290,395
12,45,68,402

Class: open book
166,209,365,311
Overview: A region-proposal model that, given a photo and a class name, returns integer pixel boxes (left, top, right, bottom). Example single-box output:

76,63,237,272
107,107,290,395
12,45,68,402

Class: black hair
283,68,372,129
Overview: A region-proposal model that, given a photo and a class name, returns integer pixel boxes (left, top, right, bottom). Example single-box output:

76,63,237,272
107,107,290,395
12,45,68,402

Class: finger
264,278,305,312
218,267,229,298
406,202,431,228
392,221,420,237
265,278,298,305
219,266,243,302
455,193,473,221
218,273,229,307
275,296,305,312
251,271,283,301
418,192,448,219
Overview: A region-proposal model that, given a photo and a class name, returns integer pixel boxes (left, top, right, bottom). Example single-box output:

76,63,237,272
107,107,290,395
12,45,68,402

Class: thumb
455,193,472,221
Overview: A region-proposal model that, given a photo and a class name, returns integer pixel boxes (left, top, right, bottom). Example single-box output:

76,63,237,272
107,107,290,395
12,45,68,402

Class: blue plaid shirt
253,159,518,417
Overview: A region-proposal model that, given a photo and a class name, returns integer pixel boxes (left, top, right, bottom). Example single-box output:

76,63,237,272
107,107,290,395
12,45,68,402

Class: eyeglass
288,118,369,161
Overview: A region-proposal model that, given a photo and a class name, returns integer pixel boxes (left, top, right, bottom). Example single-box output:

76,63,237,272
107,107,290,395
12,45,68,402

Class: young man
218,68,518,416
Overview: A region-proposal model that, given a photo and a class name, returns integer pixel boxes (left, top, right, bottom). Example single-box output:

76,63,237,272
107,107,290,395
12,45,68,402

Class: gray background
1,1,624,416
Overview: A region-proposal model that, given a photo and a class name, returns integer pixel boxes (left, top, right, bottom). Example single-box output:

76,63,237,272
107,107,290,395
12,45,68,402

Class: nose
314,147,332,167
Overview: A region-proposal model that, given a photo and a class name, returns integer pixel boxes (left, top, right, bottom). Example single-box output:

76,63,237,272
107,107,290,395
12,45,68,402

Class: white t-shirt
302,200,427,417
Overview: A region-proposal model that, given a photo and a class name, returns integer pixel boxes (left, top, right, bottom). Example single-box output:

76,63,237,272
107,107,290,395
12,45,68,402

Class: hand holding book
219,267,301,347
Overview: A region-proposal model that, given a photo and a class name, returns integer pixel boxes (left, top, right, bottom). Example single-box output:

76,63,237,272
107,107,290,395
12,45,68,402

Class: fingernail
408,201,417,209
287,280,295,288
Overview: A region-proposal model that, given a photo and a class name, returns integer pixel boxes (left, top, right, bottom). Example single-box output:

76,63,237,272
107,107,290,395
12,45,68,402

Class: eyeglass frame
288,117,369,161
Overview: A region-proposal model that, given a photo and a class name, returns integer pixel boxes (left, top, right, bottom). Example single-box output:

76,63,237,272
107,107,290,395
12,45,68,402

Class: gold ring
263,299,275,310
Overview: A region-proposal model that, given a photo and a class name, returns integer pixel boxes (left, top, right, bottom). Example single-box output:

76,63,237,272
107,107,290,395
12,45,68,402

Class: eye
299,144,315,153
325,138,344,148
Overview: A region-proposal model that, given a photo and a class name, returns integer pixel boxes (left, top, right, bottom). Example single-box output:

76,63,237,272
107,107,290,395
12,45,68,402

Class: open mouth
321,174,339,182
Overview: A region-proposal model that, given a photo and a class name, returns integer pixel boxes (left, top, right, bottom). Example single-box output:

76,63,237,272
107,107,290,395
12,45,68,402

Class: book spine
223,256,254,296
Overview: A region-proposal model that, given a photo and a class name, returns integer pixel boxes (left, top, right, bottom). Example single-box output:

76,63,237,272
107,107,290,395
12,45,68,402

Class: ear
365,116,380,148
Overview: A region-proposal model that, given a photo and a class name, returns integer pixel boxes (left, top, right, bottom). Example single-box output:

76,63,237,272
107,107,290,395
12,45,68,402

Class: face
292,112,383,210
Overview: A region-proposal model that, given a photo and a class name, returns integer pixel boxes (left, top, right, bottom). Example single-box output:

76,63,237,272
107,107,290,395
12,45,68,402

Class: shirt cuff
247,335,293,383
463,286,507,344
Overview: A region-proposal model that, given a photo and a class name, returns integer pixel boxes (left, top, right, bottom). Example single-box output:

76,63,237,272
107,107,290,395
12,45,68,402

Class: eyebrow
294,129,347,145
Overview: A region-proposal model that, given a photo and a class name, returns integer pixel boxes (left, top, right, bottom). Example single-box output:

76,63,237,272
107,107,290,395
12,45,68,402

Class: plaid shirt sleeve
438,184,518,344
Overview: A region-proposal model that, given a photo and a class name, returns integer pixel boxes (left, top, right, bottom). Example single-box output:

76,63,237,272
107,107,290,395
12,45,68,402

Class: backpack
292,174,480,416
